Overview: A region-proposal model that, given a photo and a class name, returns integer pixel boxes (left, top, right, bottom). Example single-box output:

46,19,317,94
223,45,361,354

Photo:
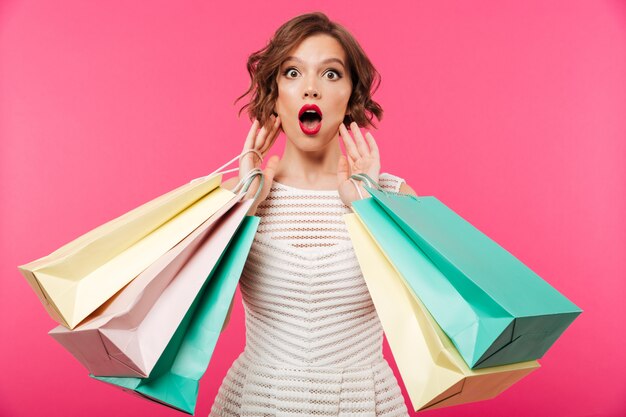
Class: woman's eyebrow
283,56,346,68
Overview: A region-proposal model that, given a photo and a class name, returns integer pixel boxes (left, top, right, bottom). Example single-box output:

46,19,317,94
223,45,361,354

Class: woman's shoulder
378,172,407,193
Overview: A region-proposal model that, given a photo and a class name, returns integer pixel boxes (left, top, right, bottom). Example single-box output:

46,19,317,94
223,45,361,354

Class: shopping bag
19,173,236,329
49,191,247,377
93,212,260,414
350,175,581,369
345,213,539,411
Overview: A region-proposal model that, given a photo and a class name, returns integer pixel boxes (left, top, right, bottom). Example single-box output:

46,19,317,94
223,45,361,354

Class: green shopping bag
94,214,259,414
351,175,581,369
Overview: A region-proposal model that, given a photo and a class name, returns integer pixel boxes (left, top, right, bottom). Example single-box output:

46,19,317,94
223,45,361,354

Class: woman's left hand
337,121,380,207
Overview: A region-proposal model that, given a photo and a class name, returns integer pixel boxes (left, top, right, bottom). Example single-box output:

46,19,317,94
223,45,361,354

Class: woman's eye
284,68,299,78
283,67,342,80
324,70,341,80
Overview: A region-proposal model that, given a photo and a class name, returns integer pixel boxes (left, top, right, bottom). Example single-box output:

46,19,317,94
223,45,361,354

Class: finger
260,122,281,158
263,155,281,183
241,120,262,174
339,123,360,161
256,114,280,151
254,124,269,149
365,132,379,158
350,122,370,156
243,120,260,151
260,116,281,155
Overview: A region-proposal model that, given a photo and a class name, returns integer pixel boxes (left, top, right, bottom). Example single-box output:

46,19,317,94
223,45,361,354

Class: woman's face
274,34,352,152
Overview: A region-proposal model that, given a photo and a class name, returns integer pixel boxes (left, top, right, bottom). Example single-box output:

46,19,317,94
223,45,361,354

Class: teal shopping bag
351,181,581,369
94,215,259,414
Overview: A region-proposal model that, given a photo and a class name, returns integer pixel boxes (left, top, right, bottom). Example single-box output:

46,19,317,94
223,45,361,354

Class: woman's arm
221,176,240,191
221,295,236,333
222,176,258,214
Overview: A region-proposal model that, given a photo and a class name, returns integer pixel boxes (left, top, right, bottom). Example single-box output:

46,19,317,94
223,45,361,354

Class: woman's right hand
239,115,282,213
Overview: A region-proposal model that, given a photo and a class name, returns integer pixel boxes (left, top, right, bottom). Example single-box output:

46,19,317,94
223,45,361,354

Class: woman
213,12,416,416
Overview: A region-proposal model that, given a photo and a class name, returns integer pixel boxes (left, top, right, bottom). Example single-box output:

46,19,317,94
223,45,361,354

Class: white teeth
305,110,317,114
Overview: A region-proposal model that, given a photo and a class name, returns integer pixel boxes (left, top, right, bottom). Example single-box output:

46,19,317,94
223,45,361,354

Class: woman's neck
274,135,342,189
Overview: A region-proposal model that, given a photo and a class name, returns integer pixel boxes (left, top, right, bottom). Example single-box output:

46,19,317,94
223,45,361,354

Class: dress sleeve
378,172,406,193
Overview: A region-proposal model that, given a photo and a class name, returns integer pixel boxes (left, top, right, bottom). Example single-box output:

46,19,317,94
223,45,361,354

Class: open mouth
299,105,323,135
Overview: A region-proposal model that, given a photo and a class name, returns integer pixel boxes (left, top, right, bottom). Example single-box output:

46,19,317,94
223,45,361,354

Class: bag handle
209,151,260,177
349,178,364,200
190,153,265,204
350,173,384,192
350,173,419,201
233,168,264,203
191,151,262,182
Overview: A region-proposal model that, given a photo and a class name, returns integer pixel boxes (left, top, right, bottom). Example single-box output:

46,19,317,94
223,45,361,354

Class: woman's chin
288,130,338,150
286,123,339,140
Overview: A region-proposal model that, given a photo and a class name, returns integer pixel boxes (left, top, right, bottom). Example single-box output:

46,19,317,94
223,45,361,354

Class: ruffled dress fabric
210,173,410,417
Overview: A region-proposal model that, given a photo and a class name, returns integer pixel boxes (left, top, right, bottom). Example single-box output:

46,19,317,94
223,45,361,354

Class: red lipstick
298,104,323,135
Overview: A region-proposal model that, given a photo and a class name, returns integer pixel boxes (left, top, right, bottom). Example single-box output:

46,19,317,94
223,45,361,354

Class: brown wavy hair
235,12,383,129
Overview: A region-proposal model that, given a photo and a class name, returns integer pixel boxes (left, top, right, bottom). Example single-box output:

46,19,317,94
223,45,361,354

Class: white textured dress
209,173,410,417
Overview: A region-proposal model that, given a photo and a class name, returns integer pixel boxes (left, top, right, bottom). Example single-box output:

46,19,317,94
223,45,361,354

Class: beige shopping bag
19,173,235,329
345,213,539,411
49,195,253,377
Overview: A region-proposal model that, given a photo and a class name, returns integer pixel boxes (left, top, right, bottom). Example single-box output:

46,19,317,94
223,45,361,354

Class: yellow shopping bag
20,173,236,329
345,213,539,411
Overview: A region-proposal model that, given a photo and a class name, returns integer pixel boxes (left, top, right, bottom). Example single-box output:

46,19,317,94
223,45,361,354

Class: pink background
1,1,624,416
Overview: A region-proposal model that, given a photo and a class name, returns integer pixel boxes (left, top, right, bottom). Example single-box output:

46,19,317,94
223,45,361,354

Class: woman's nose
303,86,320,99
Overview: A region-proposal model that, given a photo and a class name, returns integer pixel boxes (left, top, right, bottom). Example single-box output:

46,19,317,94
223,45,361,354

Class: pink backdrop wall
1,1,624,416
